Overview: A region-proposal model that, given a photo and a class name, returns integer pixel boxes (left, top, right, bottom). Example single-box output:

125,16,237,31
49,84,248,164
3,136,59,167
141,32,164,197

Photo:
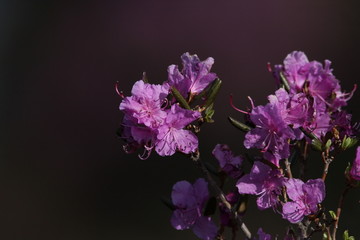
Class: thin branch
326,227,332,240
284,158,293,178
332,185,352,240
300,141,309,180
321,152,333,181
296,219,310,240
191,152,252,239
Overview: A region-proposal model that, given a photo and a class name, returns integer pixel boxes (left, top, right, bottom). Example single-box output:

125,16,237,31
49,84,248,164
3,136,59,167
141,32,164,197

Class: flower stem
285,158,293,178
321,151,333,181
331,185,352,240
300,141,309,180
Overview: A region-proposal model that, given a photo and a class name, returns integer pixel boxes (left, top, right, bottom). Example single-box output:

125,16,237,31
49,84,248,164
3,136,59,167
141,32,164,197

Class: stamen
229,95,250,114
138,146,152,160
343,84,357,101
161,98,169,109
267,62,272,72
138,150,150,160
247,96,255,109
115,81,125,98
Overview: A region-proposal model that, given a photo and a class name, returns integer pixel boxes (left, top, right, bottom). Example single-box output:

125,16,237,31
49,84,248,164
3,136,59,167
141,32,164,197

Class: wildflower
244,102,295,166
120,80,169,128
282,178,325,223
236,161,285,210
212,144,243,178
282,51,310,92
155,104,200,156
268,88,310,129
168,52,217,97
171,179,218,240
256,228,272,240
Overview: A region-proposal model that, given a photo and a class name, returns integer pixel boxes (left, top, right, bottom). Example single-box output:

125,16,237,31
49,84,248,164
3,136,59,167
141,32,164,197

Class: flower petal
192,216,218,240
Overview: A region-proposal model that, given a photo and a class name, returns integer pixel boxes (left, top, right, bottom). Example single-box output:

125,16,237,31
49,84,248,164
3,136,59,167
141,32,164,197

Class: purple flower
305,59,355,110
120,115,155,155
306,60,339,107
268,88,310,129
171,179,218,240
236,161,285,210
212,144,243,178
182,52,217,95
256,228,272,240
167,64,190,98
282,51,310,92
307,101,331,139
155,104,200,156
168,52,217,97
350,147,360,181
244,102,295,166
277,51,355,109
120,80,169,128
331,111,356,139
282,178,325,223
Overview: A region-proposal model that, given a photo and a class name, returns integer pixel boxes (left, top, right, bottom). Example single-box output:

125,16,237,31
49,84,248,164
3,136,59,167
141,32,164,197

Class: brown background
1,0,360,239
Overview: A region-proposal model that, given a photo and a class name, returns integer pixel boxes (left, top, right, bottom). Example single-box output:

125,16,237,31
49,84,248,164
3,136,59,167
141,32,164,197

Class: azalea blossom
120,80,169,128
168,52,217,97
171,179,218,240
236,161,285,210
256,228,272,240
212,144,243,178
155,104,200,156
282,178,325,223
244,102,295,166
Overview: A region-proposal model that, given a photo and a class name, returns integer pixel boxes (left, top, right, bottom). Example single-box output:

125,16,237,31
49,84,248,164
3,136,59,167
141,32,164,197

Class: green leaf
171,86,191,110
325,139,332,150
341,136,358,151
343,230,355,240
204,104,215,123
203,78,222,109
329,210,337,220
299,126,318,140
228,116,251,132
279,71,290,92
347,138,358,149
311,138,323,152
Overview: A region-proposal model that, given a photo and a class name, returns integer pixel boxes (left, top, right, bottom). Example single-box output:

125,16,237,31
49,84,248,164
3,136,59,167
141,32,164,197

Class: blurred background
1,0,360,239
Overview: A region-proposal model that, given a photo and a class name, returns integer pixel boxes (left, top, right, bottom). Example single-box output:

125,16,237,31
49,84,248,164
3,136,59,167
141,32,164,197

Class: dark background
1,0,360,239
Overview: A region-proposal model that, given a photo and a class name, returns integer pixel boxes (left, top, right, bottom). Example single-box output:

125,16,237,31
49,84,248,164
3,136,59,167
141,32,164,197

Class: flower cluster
242,51,357,166
120,51,359,240
119,52,218,159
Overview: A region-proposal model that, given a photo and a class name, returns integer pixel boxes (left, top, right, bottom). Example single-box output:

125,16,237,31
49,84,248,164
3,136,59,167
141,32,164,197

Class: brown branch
332,185,352,240
321,152,333,181
285,158,293,178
